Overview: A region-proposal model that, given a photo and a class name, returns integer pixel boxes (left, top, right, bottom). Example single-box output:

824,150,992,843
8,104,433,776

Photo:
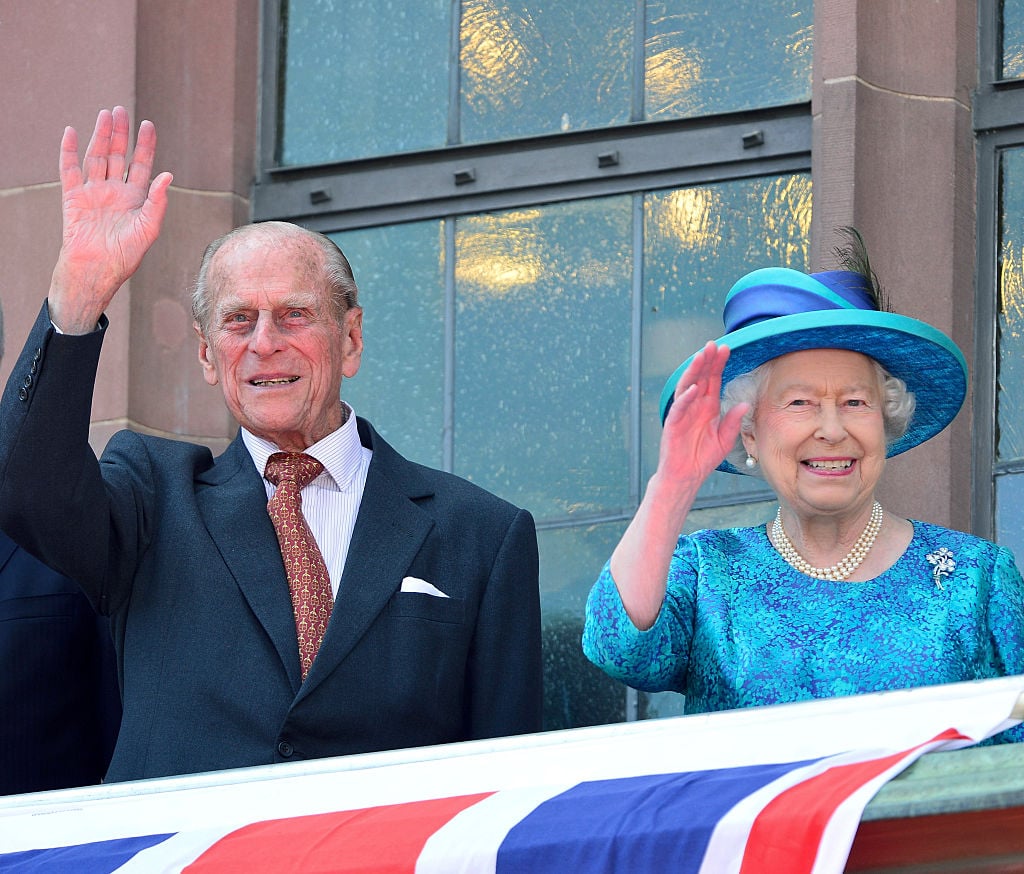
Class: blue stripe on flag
0,833,174,873
495,760,817,873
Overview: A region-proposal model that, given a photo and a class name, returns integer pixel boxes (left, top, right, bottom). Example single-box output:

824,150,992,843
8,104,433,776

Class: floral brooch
925,547,956,590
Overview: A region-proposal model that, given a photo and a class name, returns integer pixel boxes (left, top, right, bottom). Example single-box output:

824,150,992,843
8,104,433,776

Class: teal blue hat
659,267,968,475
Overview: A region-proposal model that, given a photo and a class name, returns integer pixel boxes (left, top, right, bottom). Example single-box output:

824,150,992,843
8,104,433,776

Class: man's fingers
139,171,174,234
58,126,82,193
106,106,131,182
125,119,158,189
82,109,113,183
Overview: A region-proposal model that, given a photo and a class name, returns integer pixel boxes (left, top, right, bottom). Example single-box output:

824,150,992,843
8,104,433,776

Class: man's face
196,235,363,452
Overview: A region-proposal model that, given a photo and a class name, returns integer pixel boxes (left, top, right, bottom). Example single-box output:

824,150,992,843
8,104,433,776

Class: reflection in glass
1003,0,1024,79
453,198,633,520
329,223,446,468
645,0,812,120
279,0,450,165
996,473,1024,566
997,149,1024,462
539,522,630,731
460,0,633,143
641,173,812,497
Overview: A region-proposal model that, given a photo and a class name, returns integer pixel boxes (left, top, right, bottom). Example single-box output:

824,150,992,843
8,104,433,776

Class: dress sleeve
987,546,1024,674
987,545,1024,744
581,539,698,693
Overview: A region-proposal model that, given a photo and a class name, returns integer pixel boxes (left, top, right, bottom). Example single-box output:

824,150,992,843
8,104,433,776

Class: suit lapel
301,420,435,694
196,435,302,692
0,531,17,574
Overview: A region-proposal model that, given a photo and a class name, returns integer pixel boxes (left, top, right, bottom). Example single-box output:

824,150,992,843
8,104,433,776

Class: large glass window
645,1,811,121
461,0,634,142
995,147,1024,561
453,200,634,517
277,0,811,164
974,3,1024,548
1003,0,1024,80
330,222,446,469
260,0,813,730
279,0,451,165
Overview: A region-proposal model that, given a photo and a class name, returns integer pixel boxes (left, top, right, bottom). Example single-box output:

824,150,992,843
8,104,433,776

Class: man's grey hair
191,221,359,334
721,356,916,475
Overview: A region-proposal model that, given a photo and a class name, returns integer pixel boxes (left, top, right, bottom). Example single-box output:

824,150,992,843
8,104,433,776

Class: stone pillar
0,1,258,455
126,0,259,452
811,0,977,530
0,2,139,449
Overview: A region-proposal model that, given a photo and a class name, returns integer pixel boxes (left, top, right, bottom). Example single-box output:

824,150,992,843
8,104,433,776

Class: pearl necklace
771,501,883,582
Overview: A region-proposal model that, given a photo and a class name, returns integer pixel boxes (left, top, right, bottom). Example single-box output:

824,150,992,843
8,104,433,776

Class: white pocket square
400,576,450,598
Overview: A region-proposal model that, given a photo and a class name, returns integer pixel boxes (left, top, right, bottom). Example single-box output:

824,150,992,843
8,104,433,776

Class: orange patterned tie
265,452,333,680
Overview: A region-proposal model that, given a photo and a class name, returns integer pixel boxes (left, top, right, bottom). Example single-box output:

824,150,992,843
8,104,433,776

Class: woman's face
742,348,887,521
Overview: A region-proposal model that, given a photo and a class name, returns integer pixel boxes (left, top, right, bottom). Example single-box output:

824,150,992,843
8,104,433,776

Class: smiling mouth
804,459,854,471
250,377,300,387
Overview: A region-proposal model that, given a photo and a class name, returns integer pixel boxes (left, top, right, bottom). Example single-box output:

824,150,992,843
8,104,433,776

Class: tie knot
265,452,325,490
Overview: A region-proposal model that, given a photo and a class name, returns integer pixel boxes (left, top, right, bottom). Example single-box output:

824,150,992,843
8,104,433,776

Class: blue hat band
722,269,877,333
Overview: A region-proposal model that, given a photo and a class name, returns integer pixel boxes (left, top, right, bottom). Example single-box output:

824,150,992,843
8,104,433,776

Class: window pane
997,148,1024,463
460,0,633,144
1003,0,1024,79
453,198,633,520
996,473,1024,562
641,173,812,497
645,0,812,120
540,521,630,731
330,222,446,468
279,0,450,166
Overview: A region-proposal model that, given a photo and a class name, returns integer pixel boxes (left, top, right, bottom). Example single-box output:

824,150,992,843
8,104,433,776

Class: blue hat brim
659,309,968,475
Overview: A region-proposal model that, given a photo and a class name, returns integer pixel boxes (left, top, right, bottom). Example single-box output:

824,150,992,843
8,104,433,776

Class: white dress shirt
241,404,372,598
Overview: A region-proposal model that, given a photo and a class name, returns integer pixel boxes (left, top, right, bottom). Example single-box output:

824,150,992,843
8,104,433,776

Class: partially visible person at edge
0,106,542,783
0,301,120,796
582,230,1024,742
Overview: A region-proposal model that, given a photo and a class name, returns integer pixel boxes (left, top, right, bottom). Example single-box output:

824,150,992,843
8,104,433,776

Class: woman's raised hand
657,341,749,489
608,341,749,629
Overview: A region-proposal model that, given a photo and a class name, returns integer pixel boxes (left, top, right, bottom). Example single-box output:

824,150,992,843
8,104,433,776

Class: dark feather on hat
831,227,891,313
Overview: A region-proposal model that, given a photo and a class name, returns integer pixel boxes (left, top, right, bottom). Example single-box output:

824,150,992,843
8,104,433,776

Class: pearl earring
745,454,757,469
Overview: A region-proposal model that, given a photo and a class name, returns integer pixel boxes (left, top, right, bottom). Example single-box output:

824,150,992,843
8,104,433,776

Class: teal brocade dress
583,521,1024,742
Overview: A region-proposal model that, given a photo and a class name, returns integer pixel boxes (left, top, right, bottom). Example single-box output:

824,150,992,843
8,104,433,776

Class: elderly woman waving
583,237,1024,734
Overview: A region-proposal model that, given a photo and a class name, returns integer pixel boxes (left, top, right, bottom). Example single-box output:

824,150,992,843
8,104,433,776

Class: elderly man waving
0,107,542,782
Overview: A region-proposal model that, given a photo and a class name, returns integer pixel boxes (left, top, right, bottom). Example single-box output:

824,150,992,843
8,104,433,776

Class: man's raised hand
48,106,173,334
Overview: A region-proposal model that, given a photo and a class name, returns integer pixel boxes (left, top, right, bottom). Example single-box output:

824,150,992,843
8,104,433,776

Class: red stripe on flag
183,791,494,873
738,728,966,874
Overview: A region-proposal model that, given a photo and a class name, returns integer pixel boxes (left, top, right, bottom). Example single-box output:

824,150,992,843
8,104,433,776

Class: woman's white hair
721,356,916,475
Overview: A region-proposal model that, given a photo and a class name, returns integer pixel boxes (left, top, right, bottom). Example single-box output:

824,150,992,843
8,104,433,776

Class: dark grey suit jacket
0,530,120,794
0,304,542,782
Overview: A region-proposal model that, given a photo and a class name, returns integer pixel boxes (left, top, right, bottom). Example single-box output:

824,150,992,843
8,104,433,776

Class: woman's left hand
608,341,749,630
657,341,749,489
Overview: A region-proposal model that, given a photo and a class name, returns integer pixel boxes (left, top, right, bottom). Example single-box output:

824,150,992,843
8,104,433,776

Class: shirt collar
241,403,364,491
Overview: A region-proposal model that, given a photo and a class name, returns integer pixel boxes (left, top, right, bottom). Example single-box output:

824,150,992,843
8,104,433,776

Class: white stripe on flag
808,734,976,874
415,784,575,874
698,758,835,874
111,826,238,872
698,732,980,874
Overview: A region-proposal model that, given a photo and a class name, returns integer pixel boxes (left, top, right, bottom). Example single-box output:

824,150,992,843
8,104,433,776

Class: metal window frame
254,107,812,232
256,0,811,232
972,1,1024,538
